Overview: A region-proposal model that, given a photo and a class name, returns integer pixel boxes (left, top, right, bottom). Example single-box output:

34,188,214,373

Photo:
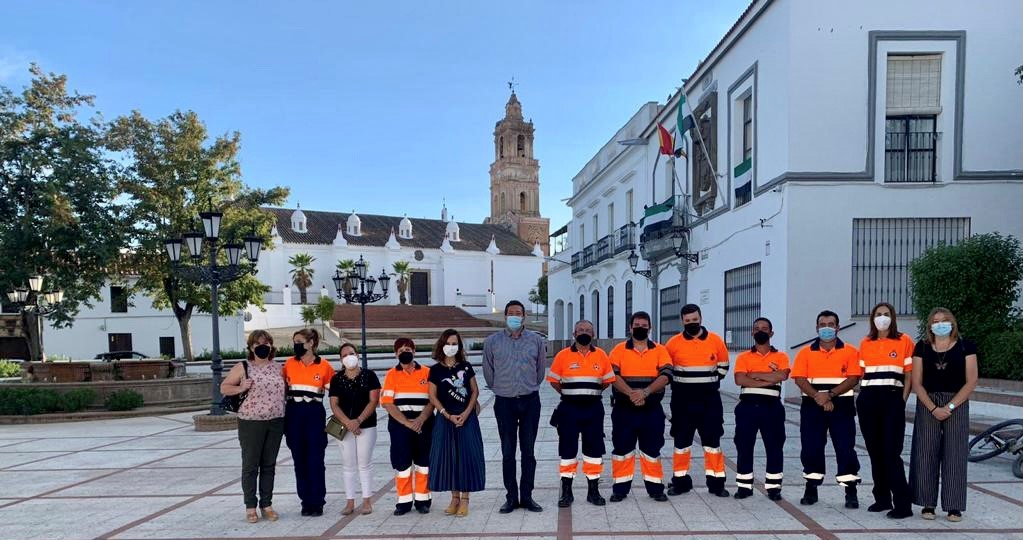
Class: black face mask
398,351,414,364
293,342,307,357
684,323,702,336
753,331,771,345
631,327,649,341
253,344,272,359
575,333,592,346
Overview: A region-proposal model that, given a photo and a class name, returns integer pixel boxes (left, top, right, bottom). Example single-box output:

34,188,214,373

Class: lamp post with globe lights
332,255,390,370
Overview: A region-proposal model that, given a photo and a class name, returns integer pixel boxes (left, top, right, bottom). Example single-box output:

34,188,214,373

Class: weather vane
508,77,518,93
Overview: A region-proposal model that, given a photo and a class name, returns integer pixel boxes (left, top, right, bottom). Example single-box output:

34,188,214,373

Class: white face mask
341,354,360,369
442,344,460,358
873,315,892,331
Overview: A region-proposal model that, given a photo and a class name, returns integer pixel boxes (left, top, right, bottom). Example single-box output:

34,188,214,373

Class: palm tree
392,260,412,305
289,253,316,304
337,259,355,302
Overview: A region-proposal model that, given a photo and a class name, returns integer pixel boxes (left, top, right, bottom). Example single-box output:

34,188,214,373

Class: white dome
399,216,413,239
346,212,362,236
291,206,307,233
445,219,460,241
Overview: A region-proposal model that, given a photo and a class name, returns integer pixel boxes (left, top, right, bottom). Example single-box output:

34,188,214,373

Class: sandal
456,496,469,517
246,509,259,523
444,496,460,515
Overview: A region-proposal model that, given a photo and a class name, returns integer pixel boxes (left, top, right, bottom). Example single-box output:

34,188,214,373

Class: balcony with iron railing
583,244,596,268
571,252,584,274
885,131,939,183
595,235,613,263
614,223,636,254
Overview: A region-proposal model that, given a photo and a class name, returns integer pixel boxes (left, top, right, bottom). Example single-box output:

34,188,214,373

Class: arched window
554,300,565,340
567,302,574,338
579,294,585,322
607,286,614,339
592,290,600,338
625,280,633,337
519,192,527,212
517,134,526,157
499,136,505,159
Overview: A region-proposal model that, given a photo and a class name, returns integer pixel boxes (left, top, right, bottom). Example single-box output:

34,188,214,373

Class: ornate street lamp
163,202,263,416
6,274,64,362
332,254,390,369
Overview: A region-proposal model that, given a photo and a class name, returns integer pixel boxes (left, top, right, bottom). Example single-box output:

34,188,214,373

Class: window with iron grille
607,286,614,339
884,54,941,183
659,285,681,343
724,262,761,351
851,217,970,316
624,280,633,337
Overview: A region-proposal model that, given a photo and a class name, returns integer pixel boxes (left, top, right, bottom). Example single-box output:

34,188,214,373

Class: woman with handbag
221,329,285,523
427,329,485,517
328,342,381,516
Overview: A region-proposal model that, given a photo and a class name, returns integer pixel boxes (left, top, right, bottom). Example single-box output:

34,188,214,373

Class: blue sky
2,0,748,229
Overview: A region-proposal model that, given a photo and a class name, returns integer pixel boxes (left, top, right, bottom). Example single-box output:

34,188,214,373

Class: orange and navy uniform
282,356,336,512
381,361,434,512
791,339,862,487
733,347,789,495
663,327,730,494
608,338,672,498
547,344,614,480
857,333,915,514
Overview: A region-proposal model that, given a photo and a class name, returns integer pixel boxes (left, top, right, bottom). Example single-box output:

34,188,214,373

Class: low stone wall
5,376,212,409
22,360,186,383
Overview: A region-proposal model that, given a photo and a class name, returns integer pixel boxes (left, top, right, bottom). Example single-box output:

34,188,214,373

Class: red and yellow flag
657,125,673,155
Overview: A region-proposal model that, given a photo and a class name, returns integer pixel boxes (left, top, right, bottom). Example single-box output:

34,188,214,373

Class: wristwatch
947,402,956,411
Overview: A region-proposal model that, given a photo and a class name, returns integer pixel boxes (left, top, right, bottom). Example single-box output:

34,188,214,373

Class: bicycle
967,419,1023,479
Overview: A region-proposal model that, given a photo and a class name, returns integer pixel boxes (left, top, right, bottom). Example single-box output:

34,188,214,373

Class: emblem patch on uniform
889,351,898,358
313,374,321,381
592,363,600,371
569,362,580,370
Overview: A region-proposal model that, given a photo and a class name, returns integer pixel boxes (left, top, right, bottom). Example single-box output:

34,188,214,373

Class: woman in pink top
222,329,286,523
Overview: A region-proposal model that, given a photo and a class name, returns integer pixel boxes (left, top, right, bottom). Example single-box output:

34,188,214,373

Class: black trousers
670,387,726,492
284,401,327,510
611,402,666,496
238,417,285,509
494,392,541,504
858,387,911,512
799,397,860,486
388,414,435,511
734,397,785,493
556,400,605,479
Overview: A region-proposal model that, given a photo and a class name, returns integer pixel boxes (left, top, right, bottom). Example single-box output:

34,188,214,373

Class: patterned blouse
238,360,286,421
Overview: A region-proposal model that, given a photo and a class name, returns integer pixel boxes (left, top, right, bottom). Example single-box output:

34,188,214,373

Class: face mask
398,351,415,364
931,321,953,337
818,327,837,341
253,344,272,359
442,344,460,357
753,331,770,345
342,354,360,369
293,342,307,357
631,327,649,341
575,333,592,346
684,322,702,336
874,315,892,331
506,315,523,331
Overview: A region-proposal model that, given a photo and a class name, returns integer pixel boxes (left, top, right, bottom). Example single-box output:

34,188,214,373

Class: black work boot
557,477,574,508
844,485,859,509
800,484,818,506
667,475,692,496
586,478,606,506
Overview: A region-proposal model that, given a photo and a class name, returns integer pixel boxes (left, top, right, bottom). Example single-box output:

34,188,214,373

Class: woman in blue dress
427,328,485,517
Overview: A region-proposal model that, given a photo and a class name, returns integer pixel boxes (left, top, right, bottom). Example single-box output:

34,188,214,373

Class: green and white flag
734,158,752,190
640,197,674,235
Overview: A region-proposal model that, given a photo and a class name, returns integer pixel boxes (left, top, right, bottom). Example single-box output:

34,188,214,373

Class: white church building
548,0,1022,369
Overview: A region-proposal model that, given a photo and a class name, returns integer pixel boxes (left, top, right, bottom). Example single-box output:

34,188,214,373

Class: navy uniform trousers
556,400,605,478
733,397,785,494
388,414,435,512
857,387,911,512
799,396,860,486
284,400,327,511
670,386,726,493
611,400,666,496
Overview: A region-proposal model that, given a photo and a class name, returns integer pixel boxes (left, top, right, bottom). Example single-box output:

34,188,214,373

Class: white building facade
549,0,1023,380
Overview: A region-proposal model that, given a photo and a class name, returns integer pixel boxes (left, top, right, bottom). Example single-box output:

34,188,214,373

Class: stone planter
117,360,169,380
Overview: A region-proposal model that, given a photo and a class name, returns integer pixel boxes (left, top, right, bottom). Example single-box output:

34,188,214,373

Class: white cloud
0,48,35,83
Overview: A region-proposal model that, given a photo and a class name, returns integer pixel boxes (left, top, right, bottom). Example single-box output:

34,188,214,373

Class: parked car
94,351,148,361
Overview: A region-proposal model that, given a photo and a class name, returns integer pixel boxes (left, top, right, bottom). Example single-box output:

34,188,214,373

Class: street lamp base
193,413,238,432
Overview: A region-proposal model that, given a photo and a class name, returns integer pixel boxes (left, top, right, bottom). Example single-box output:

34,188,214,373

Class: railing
595,235,613,262
885,131,938,183
263,291,284,305
456,293,488,308
615,223,636,254
571,252,584,274
583,244,596,268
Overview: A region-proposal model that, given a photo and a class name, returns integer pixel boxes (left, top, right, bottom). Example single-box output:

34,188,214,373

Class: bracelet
929,405,937,412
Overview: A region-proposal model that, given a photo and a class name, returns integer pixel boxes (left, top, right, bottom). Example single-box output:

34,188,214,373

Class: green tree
300,305,318,326
107,110,287,362
391,260,411,305
289,253,315,304
909,233,1023,378
315,295,337,335
336,259,355,302
0,65,130,361
535,274,548,309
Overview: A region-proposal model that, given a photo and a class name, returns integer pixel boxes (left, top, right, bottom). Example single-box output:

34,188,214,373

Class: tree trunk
299,287,308,305
398,277,408,305
21,311,42,362
177,309,194,362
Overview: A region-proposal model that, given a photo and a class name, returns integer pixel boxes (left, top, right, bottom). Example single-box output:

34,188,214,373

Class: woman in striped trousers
909,307,978,522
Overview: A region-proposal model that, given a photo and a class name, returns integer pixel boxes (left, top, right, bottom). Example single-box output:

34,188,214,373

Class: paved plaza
0,387,1020,540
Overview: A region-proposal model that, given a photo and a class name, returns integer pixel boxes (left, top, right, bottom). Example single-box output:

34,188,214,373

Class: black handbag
548,403,561,428
221,361,249,413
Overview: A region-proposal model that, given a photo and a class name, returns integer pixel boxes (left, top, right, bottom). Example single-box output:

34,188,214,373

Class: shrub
105,389,144,411
60,388,97,412
0,388,62,415
0,359,22,378
982,328,1023,380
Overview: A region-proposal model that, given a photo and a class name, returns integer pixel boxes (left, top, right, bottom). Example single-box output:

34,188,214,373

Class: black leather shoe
800,485,818,506
767,491,783,501
666,485,690,496
585,478,605,506
711,488,730,498
844,486,859,509
734,488,753,500
609,493,626,503
886,508,913,519
868,501,893,512
414,505,430,514
393,507,410,516
498,500,517,514
309,507,323,517
650,493,668,502
300,508,312,517
521,499,543,512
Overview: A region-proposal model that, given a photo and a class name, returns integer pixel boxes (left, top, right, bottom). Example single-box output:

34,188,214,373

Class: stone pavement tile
0,496,186,540
104,433,234,451
0,469,113,498
969,481,1023,500
962,459,1021,482
836,534,1023,540
109,494,334,539
0,451,70,469
0,418,188,439
152,447,244,468
9,449,182,470
0,436,129,452
55,466,242,497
